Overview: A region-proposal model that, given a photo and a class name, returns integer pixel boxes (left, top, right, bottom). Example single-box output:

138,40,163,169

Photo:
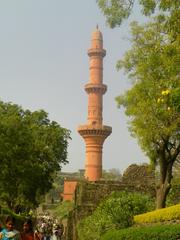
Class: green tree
97,0,180,208
0,100,70,211
97,0,179,30
116,18,180,208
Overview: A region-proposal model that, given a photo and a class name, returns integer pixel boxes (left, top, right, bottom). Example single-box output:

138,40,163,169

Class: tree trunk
156,148,174,209
156,183,170,209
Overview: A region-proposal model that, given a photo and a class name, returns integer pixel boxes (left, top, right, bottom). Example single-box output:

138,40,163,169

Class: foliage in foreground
101,224,180,240
134,203,180,224
77,191,154,240
0,100,71,211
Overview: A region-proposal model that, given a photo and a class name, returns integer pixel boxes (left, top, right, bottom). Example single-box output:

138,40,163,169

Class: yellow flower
167,107,171,111
161,89,170,95
157,98,161,103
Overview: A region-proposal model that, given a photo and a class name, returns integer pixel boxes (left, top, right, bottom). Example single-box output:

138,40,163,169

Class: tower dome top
91,25,103,41
91,25,103,48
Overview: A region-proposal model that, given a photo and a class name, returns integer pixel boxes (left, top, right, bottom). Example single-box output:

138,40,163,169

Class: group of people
0,215,64,240
36,213,64,240
0,216,33,240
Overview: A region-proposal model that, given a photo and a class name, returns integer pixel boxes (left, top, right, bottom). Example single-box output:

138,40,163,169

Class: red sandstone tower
78,27,112,181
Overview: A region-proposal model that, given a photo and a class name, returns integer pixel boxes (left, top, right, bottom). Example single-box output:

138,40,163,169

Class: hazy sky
0,0,149,174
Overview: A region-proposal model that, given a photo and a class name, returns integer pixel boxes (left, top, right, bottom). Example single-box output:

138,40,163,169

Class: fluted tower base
78,125,112,181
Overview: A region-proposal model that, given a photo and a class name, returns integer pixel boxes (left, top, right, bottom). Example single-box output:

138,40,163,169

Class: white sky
0,0,149,174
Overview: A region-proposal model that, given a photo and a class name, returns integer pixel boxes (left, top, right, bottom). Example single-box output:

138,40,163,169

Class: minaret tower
78,27,112,181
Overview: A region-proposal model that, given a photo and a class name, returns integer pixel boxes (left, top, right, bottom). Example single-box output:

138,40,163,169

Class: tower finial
96,24,99,30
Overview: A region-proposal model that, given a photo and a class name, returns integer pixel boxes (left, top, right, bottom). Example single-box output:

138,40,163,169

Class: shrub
77,191,154,240
77,210,113,240
134,203,180,224
100,191,154,228
166,183,180,206
50,200,74,219
101,224,180,240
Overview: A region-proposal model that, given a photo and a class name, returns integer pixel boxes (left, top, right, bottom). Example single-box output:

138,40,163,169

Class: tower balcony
84,83,107,94
88,48,106,58
77,124,112,139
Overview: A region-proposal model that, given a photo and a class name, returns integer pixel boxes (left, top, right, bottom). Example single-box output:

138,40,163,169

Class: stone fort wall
64,168,155,240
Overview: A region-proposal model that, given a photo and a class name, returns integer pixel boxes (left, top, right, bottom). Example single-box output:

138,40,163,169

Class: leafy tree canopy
0,100,71,211
116,18,179,159
97,0,179,30
97,0,180,208
115,15,180,208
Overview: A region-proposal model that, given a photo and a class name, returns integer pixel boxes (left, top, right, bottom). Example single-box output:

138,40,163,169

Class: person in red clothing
21,220,35,240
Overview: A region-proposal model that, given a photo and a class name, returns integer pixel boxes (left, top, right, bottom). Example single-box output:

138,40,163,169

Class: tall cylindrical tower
78,27,112,181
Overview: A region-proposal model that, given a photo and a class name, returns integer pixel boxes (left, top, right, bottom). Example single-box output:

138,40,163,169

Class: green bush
101,224,180,240
50,200,74,219
100,191,154,228
166,183,180,206
77,191,154,240
77,211,113,240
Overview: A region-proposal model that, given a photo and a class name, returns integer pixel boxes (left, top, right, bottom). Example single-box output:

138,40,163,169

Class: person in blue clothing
0,216,21,240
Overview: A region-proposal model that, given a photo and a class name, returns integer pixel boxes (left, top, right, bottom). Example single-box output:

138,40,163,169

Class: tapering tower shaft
78,28,112,181
86,30,107,125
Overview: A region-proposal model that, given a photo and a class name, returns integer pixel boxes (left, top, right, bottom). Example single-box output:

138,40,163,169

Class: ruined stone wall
65,177,155,240
63,179,78,201
64,164,155,239
122,164,155,186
